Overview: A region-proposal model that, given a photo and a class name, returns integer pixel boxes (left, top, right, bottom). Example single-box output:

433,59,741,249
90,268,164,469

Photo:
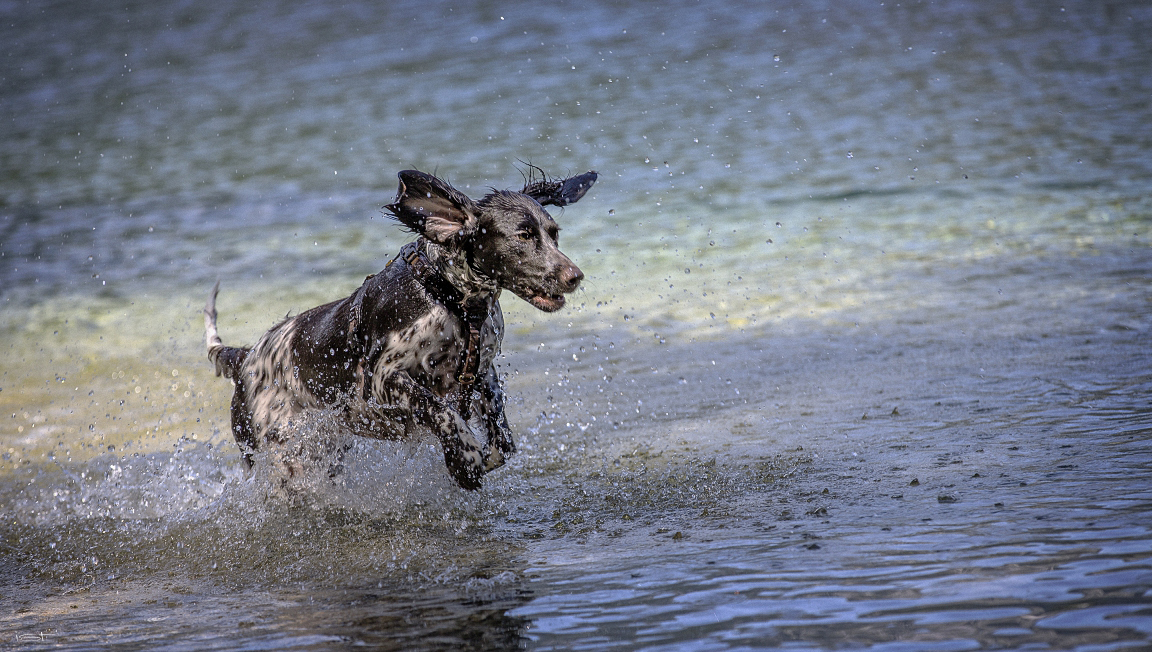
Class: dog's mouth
527,292,566,312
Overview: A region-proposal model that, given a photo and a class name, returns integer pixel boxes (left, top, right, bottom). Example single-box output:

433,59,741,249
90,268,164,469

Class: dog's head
385,168,597,312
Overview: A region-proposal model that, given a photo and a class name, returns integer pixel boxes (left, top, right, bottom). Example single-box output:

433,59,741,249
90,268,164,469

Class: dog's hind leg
229,377,258,468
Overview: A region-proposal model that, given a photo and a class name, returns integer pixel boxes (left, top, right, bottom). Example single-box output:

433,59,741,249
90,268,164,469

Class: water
2,0,1151,648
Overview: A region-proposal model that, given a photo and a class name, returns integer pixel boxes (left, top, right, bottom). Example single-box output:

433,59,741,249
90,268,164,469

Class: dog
204,167,597,490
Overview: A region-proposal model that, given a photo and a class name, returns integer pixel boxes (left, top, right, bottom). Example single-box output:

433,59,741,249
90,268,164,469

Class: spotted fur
205,168,597,490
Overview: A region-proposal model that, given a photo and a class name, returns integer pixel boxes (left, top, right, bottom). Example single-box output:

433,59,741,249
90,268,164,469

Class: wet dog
204,168,597,489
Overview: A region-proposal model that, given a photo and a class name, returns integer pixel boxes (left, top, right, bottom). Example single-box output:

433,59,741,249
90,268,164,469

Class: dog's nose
560,264,584,292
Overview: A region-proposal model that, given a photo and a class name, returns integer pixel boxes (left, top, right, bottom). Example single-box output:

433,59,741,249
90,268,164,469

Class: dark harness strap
404,247,494,419
346,274,373,351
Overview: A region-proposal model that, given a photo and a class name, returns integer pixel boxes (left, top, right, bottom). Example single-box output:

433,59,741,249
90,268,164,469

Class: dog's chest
374,302,503,396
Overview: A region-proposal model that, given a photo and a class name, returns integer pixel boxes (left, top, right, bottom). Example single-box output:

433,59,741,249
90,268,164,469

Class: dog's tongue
530,294,566,312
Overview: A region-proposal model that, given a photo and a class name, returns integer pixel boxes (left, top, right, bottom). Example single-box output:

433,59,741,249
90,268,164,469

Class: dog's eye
516,230,534,242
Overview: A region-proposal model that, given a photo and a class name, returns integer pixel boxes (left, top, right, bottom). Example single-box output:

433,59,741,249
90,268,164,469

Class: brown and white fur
204,168,597,490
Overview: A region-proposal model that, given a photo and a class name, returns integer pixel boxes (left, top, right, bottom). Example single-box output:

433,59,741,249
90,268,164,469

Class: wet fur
205,168,596,490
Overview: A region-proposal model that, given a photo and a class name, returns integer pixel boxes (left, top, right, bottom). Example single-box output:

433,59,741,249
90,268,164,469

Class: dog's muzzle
525,263,582,312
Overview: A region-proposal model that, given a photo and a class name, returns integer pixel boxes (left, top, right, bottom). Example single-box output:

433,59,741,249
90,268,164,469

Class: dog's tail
205,281,248,380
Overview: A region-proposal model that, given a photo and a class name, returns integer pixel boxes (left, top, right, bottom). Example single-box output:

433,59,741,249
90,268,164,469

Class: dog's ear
385,170,478,243
522,170,598,207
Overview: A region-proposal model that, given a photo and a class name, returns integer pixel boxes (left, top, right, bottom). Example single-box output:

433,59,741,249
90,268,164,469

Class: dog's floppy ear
522,170,598,207
385,170,478,243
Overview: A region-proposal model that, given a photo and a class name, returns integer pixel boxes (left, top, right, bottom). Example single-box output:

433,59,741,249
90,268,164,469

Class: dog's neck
419,238,499,305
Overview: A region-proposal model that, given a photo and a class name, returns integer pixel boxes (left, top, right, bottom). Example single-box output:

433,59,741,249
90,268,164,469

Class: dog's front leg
477,366,514,471
371,371,487,490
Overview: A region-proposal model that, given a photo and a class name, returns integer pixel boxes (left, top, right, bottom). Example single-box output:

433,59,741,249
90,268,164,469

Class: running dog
204,167,597,490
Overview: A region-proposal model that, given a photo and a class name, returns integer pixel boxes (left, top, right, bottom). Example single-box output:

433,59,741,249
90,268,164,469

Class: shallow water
3,0,1151,649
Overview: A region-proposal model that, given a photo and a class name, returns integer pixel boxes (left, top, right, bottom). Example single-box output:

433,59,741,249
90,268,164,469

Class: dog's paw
436,412,487,490
496,433,516,457
488,416,516,457
483,445,506,472
443,444,485,491
483,420,514,472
